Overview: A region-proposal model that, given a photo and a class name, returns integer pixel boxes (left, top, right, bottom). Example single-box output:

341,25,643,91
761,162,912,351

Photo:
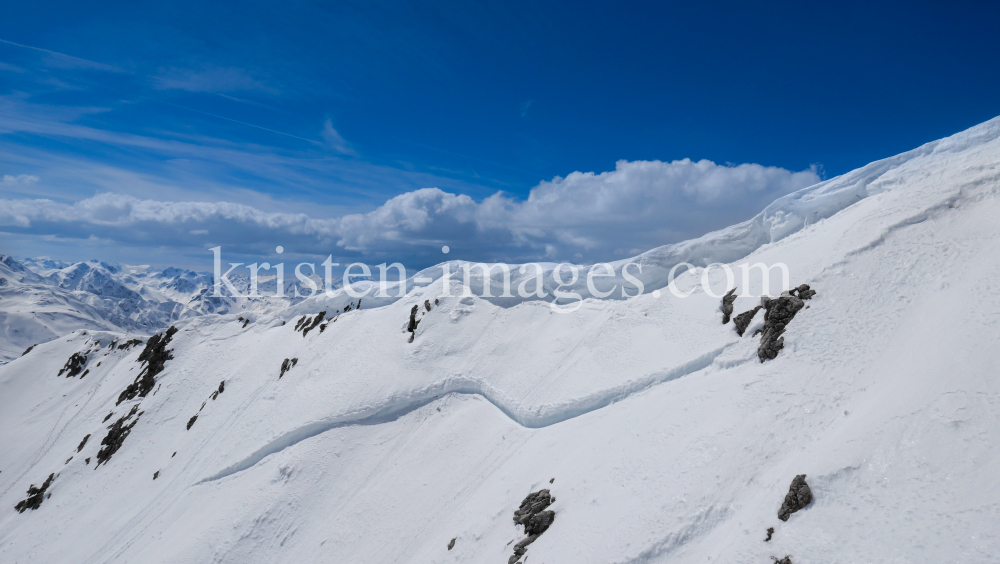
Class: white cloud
321,119,356,156
2,174,39,185
0,159,819,266
0,38,123,72
153,66,278,94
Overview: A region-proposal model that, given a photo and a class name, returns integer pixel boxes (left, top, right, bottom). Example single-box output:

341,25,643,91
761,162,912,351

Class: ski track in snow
199,344,734,483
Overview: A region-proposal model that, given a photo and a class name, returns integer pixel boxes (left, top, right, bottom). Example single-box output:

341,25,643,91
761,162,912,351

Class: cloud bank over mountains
1,158,819,267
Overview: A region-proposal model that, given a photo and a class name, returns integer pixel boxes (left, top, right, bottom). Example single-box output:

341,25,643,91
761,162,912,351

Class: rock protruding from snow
295,312,326,337
279,358,298,379
14,473,55,513
117,327,177,405
733,305,763,337
721,288,737,324
790,283,816,300
58,352,88,378
778,474,812,521
96,405,142,467
756,295,805,362
509,489,556,564
407,305,421,343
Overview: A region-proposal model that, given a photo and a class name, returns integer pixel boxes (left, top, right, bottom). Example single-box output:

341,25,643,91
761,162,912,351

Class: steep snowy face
1,116,1000,564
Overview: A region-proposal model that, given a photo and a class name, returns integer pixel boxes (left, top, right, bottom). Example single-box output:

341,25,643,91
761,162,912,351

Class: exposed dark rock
14,473,54,513
756,296,805,362
103,412,113,423
790,284,816,300
76,434,91,452
279,358,299,379
765,527,774,541
65,457,72,464
509,489,556,564
80,369,89,379
778,474,812,521
153,471,159,480
242,318,250,328
172,452,176,457
117,327,177,405
301,311,326,337
85,458,90,465
58,352,88,377
294,315,307,331
734,305,762,336
424,300,431,312
447,538,455,550
772,557,792,564
96,405,141,467
435,298,439,305
187,415,198,430
117,338,143,350
721,288,737,324
21,344,36,357
407,305,421,343
218,380,225,394
94,405,142,469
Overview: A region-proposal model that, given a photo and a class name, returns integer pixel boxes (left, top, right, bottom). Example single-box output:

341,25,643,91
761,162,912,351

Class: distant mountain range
0,255,305,363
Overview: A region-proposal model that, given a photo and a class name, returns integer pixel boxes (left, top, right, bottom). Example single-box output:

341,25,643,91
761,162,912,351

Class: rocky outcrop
76,434,91,453
721,288,737,324
58,352,88,377
407,305,420,343
279,358,298,379
296,312,326,337
733,305,763,336
756,295,805,362
778,474,812,521
508,489,556,564
789,284,816,300
14,473,55,513
96,405,142,467
117,327,177,405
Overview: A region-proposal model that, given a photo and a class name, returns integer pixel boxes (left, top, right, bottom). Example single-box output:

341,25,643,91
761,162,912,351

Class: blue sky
1,0,999,271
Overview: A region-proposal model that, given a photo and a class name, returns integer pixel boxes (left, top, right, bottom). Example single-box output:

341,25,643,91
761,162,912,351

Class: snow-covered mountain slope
2,116,1000,564
0,257,297,364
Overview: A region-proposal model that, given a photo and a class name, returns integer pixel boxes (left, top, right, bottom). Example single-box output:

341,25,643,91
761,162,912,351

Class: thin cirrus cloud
321,119,357,156
0,38,123,72
0,159,820,267
152,66,280,95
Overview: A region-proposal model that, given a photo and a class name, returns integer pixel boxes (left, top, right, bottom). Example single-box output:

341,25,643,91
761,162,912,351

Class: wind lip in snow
197,344,732,483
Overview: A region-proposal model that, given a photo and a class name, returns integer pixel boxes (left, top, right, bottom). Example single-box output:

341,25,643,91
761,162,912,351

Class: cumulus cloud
0,159,820,266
